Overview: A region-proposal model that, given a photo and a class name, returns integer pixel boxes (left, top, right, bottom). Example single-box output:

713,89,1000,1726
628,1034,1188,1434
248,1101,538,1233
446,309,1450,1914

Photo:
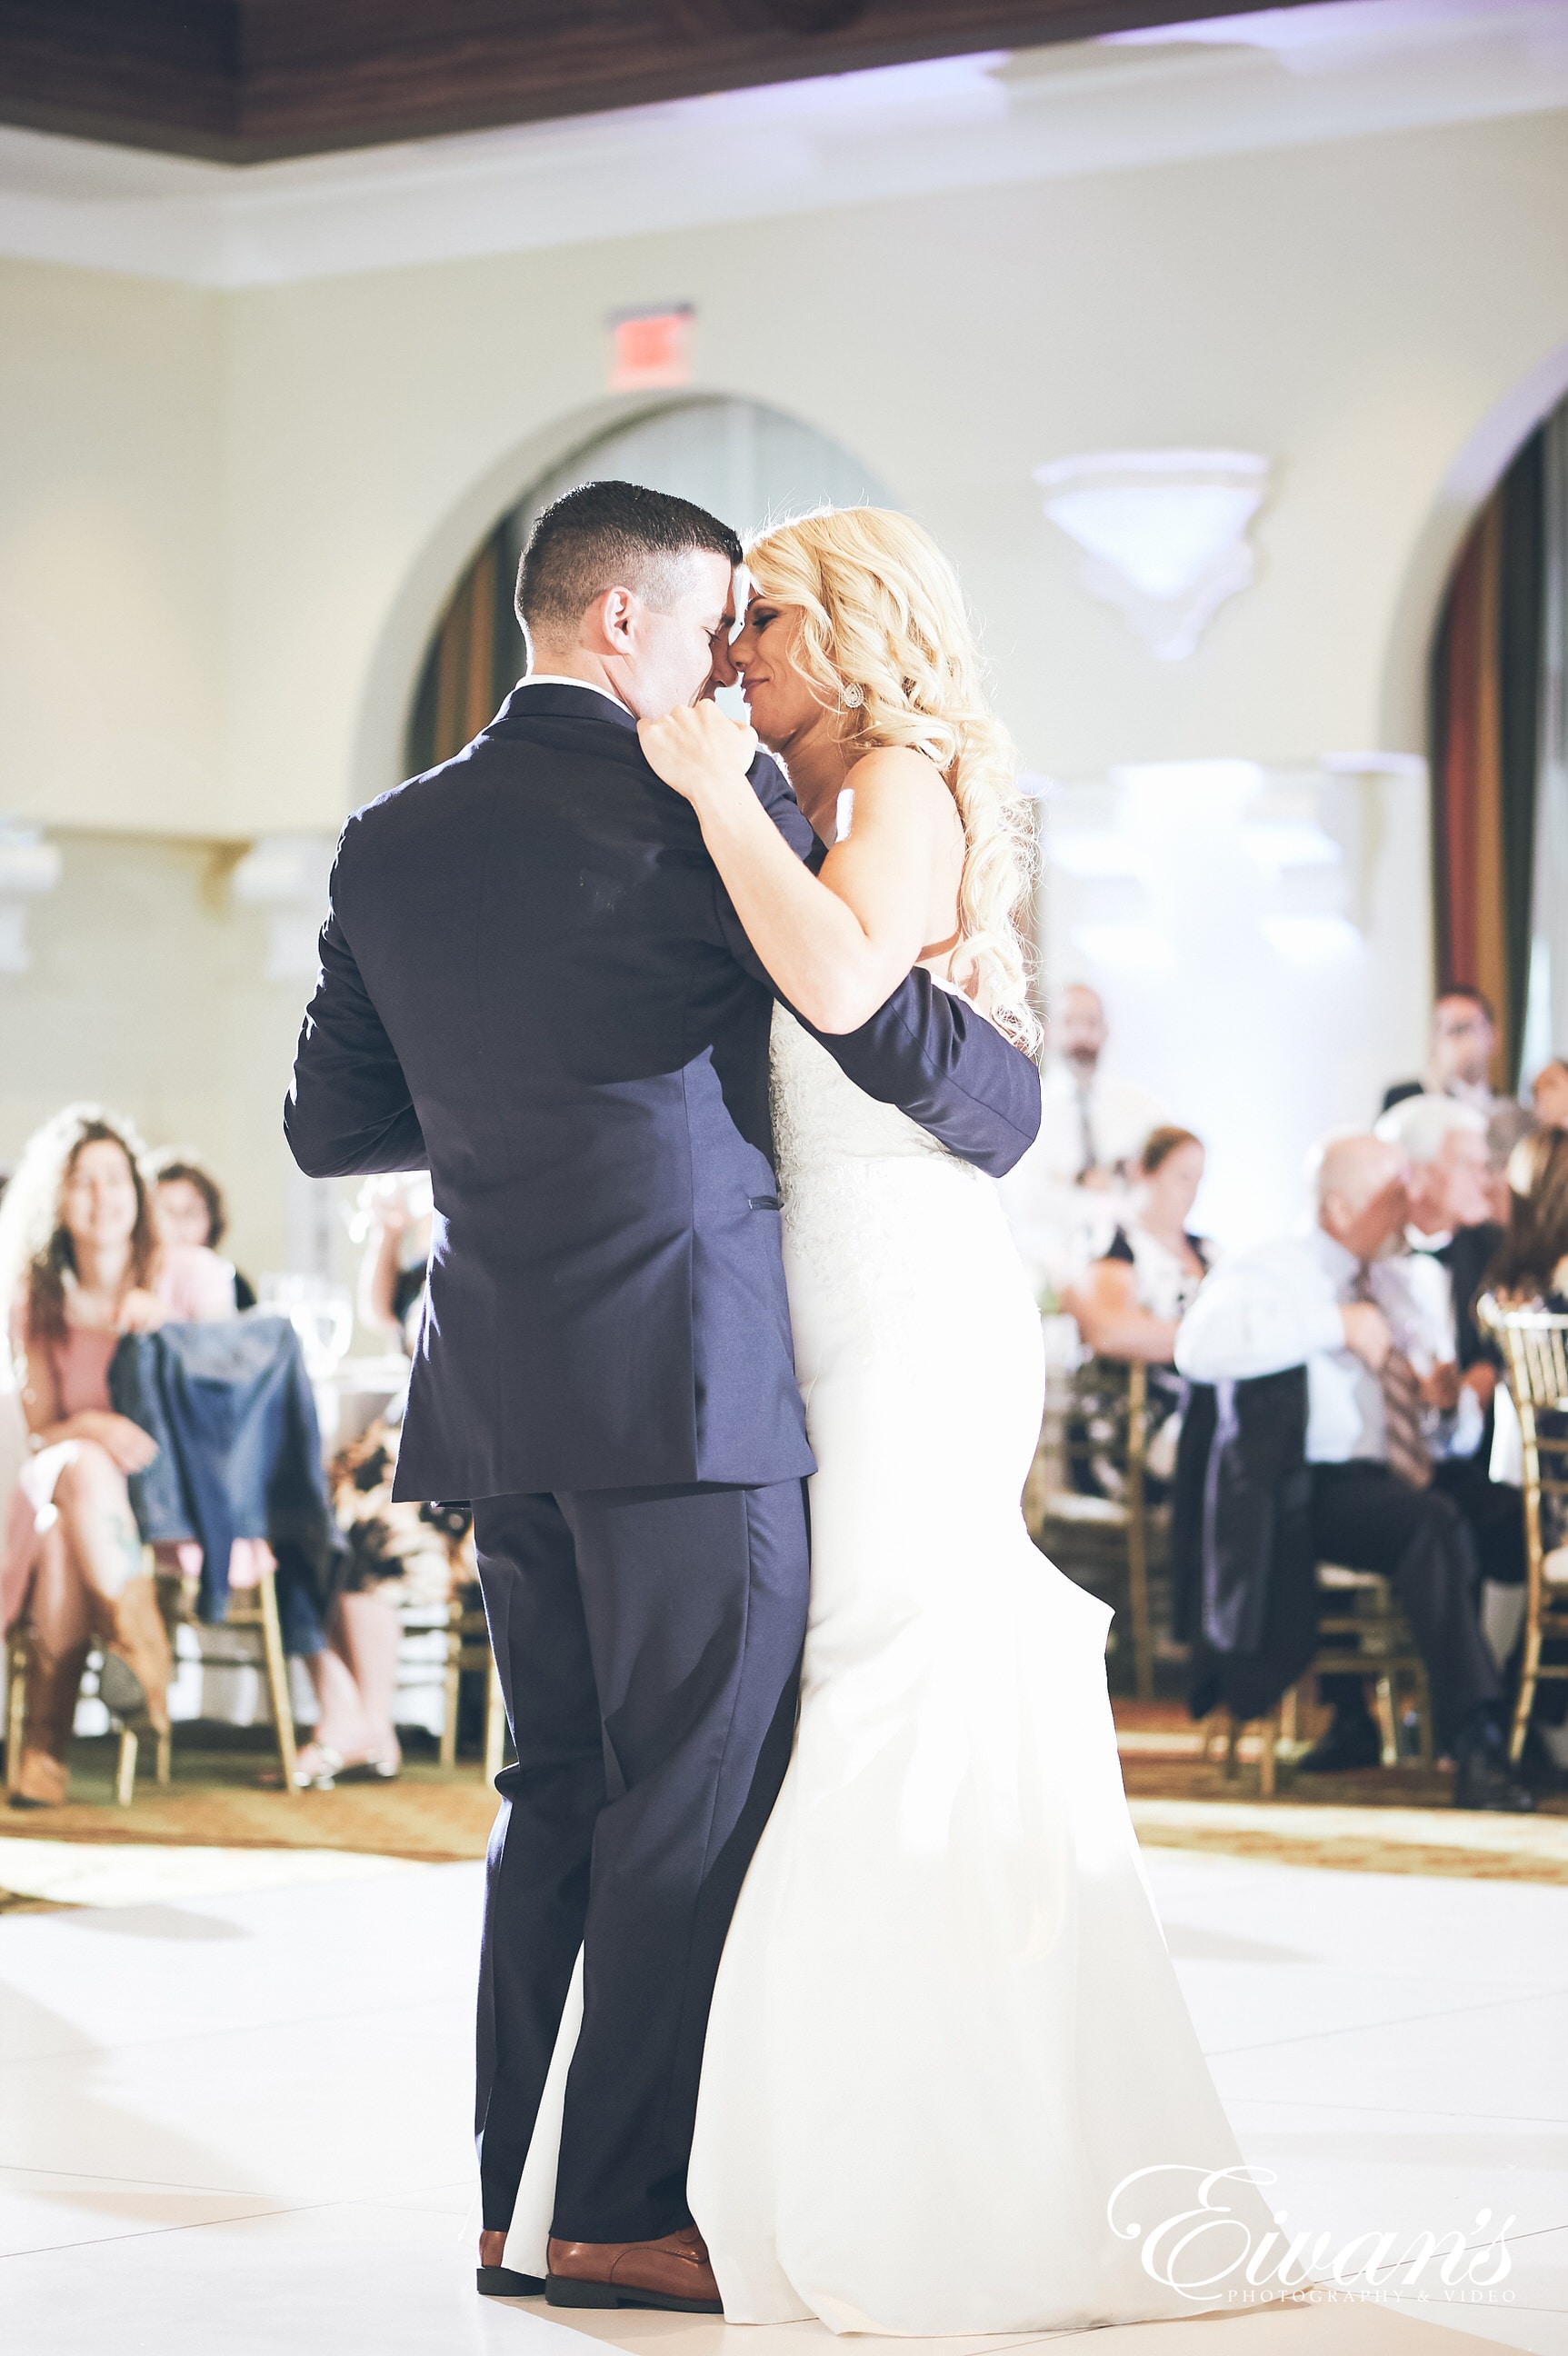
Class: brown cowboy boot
96,1574,172,1736
11,1634,90,1808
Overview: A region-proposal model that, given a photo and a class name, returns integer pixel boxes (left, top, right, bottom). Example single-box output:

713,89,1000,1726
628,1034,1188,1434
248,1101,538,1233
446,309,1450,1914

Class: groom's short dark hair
517,480,742,642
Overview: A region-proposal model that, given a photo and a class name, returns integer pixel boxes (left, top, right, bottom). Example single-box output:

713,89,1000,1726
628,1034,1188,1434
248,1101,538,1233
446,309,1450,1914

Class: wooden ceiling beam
0,0,1303,164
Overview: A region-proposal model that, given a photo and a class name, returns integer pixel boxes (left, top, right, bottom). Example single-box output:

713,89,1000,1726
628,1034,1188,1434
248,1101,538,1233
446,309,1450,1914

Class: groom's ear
580,584,638,657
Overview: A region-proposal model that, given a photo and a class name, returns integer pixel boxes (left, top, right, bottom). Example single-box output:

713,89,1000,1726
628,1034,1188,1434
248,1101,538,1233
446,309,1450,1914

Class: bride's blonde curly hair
744,506,1039,1051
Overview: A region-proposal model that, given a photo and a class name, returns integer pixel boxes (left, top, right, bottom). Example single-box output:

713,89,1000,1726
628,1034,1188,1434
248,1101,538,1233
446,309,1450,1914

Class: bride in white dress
515,508,1269,2332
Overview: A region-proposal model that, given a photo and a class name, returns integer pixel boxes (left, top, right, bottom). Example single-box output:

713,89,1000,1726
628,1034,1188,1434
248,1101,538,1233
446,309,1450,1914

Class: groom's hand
638,702,757,809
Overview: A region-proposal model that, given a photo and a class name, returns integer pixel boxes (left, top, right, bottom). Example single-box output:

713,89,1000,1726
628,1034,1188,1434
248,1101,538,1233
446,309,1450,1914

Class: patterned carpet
1117,1700,1568,1882
1,1709,1563,1892
0,1733,499,1865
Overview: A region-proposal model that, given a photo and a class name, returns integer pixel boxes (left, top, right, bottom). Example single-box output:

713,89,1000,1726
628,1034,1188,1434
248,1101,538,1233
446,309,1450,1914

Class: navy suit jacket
285,682,1040,1500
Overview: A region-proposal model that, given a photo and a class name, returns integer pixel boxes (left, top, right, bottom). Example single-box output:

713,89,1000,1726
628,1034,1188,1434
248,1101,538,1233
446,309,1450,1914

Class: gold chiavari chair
439,1587,507,1781
1481,1298,1568,1763
1028,1356,1156,1700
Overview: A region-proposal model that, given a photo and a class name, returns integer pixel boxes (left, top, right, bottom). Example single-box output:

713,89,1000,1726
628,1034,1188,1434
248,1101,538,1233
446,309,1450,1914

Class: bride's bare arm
638,704,957,1034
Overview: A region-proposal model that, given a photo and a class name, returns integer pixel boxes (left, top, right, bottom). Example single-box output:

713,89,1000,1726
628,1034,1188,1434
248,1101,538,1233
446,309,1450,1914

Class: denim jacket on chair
109,1315,340,1642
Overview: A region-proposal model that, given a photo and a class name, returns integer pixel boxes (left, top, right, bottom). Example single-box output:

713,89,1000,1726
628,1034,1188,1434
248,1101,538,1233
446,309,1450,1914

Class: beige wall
5,108,1563,841
0,831,304,1279
0,267,224,836
256,112,1568,824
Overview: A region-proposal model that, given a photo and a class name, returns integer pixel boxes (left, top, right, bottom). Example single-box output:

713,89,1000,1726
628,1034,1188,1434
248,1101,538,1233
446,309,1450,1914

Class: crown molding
0,5,1563,289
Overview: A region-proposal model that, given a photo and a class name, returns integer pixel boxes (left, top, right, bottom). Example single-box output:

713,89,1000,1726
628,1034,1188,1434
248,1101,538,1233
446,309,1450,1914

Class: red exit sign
609,304,694,391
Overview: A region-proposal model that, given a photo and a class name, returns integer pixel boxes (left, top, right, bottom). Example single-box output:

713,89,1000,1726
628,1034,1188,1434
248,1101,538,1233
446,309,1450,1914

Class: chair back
1034,1353,1155,1697
1478,1296,1568,1762
1480,1297,1568,1512
1057,1354,1149,1505
1482,1299,1568,1414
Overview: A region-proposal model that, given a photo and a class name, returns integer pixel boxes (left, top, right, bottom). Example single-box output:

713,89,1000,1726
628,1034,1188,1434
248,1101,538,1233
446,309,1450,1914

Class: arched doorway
1427,389,1567,1089
404,396,893,775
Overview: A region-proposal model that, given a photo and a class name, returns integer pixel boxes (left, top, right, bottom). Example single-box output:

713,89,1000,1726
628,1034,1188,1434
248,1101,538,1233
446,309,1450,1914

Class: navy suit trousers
473,1478,809,2244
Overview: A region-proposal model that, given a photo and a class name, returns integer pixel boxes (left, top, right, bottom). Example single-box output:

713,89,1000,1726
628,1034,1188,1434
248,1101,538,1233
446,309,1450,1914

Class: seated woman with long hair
1488,1127,1568,1307
1532,1058,1568,1134
0,1104,235,1807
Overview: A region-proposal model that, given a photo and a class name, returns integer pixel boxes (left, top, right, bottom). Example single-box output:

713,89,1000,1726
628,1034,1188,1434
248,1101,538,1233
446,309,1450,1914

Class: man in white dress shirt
1174,1133,1531,1811
998,983,1167,1299
1374,1093,1530,1691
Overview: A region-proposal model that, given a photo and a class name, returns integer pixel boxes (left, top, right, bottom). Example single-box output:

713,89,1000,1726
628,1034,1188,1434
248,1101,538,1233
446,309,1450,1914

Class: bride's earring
838,680,864,710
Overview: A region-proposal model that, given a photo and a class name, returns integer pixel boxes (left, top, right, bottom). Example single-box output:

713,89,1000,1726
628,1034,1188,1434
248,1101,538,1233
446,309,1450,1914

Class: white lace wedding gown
504,1005,1265,2331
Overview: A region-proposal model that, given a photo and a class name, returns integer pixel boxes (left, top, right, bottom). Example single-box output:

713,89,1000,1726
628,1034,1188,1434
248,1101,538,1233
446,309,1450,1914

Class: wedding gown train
505,1006,1267,2332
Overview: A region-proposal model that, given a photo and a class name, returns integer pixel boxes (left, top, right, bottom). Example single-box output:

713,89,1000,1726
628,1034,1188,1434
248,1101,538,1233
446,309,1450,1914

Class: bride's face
732,592,831,756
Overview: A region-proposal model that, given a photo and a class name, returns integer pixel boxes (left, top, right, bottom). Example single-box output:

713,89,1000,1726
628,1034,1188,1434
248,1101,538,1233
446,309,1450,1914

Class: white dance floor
1,1842,1563,2355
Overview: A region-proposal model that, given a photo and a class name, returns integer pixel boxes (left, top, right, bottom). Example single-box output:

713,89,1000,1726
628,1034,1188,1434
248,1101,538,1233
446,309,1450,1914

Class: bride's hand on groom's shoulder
638,703,757,808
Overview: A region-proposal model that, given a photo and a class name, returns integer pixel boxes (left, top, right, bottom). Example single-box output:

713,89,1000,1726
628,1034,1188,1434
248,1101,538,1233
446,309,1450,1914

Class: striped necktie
1355,1263,1432,1490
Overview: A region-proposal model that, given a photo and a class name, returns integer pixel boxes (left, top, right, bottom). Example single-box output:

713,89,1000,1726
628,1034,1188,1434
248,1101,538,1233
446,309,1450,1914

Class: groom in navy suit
285,483,1039,2312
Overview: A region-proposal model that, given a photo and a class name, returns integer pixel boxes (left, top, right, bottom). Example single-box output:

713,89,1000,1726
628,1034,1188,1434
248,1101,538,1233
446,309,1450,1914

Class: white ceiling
1,0,1565,287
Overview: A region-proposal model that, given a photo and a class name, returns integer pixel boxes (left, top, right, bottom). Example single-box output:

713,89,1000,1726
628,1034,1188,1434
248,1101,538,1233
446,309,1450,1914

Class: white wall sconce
231,833,335,981
0,820,62,976
1034,450,1272,662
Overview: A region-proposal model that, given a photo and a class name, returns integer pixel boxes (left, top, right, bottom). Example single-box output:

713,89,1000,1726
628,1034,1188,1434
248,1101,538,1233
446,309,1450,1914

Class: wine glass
257,1273,355,1380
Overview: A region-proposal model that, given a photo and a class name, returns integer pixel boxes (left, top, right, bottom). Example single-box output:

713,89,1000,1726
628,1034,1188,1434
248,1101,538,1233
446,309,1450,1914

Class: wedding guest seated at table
0,1107,397,1801
1490,1128,1568,1309
151,1148,258,1309
0,1105,236,1807
1067,1126,1213,1356
323,1418,477,1771
288,1532,405,1790
355,1172,434,1360
1373,1094,1525,1652
294,1177,470,1785
333,1422,470,1609
1062,1126,1213,1491
1532,1058,1568,1133
1174,1133,1532,1811
293,1412,448,1795
251,1176,431,1791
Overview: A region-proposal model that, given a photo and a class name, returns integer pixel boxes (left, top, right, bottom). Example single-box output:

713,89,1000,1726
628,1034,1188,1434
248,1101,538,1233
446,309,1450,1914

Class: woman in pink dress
0,1105,235,1807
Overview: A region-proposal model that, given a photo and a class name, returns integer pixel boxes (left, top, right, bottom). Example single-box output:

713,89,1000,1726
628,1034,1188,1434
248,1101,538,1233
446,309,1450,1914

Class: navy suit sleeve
819,972,1041,1180
716,754,1042,1180
285,855,429,1180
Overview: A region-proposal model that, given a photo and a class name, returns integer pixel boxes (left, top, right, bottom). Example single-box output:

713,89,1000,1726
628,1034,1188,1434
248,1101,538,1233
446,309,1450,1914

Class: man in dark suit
1381,985,1504,1116
285,483,1039,2315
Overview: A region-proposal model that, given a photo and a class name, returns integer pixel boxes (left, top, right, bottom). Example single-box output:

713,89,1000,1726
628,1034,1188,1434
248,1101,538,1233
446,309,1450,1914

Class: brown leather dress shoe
545,2226,722,2313
475,2228,544,2299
